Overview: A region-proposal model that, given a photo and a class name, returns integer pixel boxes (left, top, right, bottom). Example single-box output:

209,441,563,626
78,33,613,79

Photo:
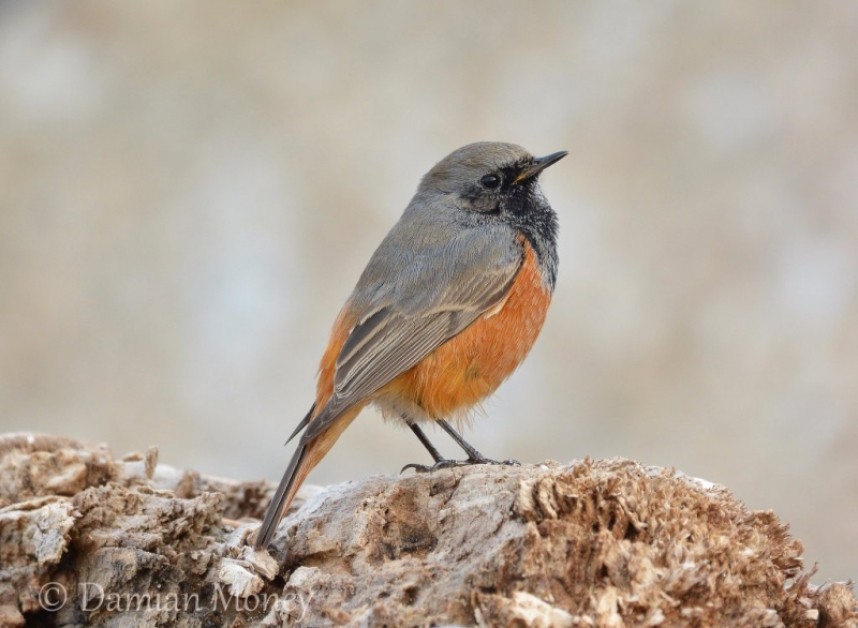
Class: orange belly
383,239,552,419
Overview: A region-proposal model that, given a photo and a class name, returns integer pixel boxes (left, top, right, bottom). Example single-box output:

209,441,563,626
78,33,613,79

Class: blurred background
1,2,856,581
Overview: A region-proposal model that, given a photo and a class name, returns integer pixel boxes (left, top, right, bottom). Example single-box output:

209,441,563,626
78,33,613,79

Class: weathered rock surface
0,432,855,627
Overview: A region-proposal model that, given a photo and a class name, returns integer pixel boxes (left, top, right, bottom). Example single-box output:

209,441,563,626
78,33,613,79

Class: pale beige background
1,2,856,581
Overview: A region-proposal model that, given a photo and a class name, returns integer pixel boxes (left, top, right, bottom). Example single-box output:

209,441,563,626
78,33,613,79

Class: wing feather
301,224,523,443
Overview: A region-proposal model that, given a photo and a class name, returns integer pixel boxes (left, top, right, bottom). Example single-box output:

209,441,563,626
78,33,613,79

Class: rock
0,432,855,626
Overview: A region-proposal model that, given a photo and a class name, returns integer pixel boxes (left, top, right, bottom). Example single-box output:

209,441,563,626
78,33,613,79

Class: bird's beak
513,151,568,184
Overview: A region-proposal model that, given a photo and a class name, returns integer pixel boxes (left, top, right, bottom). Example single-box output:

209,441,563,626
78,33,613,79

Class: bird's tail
254,405,362,550
255,441,307,549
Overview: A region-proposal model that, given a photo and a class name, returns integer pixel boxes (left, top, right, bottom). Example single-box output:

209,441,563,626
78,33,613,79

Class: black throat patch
504,183,558,290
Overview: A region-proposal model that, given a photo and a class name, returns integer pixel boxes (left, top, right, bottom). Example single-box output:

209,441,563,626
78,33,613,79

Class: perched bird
255,141,566,549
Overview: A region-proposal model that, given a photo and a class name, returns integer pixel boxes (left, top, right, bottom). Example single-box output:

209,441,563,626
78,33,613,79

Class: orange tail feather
255,405,362,549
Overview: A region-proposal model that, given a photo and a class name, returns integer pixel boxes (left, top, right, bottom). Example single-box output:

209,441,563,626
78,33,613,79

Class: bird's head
418,141,567,215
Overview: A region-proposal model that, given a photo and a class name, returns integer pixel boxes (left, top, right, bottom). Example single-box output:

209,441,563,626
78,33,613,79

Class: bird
255,141,566,550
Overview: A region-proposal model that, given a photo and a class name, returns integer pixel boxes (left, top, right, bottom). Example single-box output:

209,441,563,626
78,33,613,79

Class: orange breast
388,238,552,419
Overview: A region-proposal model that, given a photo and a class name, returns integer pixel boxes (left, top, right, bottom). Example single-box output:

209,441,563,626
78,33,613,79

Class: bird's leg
401,418,451,473
402,418,520,473
437,420,520,467
400,415,479,473
407,422,444,464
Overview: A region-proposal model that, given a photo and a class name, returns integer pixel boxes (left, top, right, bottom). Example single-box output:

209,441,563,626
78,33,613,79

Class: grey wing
300,225,523,443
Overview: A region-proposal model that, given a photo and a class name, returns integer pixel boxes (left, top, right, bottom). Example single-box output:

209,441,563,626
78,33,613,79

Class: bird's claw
466,456,521,467
400,457,520,474
400,460,463,474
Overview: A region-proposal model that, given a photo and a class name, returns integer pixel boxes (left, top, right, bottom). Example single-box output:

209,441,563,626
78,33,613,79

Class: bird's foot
401,457,520,474
400,459,465,474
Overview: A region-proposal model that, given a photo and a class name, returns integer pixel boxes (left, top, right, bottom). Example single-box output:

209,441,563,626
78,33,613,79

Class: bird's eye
480,174,501,189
